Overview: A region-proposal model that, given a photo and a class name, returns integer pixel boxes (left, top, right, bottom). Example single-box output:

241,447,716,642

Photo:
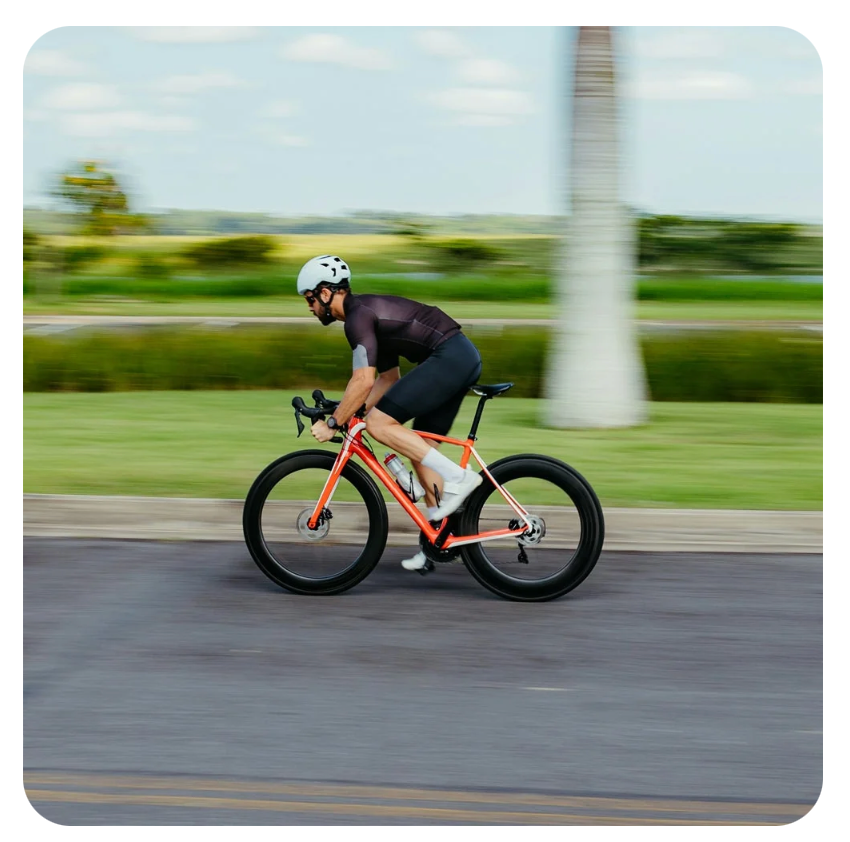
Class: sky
22,26,823,222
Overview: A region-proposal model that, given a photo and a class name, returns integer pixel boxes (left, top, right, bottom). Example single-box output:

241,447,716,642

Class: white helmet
296,255,351,295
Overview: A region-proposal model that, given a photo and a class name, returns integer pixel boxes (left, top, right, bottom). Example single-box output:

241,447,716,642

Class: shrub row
24,327,822,403
39,273,821,304
180,235,279,269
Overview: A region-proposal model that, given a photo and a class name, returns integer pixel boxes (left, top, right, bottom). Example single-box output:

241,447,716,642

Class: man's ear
320,287,332,303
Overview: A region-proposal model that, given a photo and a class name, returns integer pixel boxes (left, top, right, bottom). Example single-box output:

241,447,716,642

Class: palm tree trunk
544,26,648,428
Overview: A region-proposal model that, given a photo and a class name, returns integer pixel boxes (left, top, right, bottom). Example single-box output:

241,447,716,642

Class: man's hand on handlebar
310,419,337,443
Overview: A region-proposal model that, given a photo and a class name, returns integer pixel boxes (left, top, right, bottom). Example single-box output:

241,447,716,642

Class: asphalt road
23,539,822,826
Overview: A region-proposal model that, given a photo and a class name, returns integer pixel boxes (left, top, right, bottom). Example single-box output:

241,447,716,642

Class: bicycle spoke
260,467,371,581
475,477,584,581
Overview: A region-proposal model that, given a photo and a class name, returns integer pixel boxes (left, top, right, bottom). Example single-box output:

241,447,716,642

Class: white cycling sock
421,448,466,484
426,506,439,520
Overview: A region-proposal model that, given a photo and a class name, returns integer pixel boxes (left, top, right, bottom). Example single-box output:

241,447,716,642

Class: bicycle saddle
471,382,514,397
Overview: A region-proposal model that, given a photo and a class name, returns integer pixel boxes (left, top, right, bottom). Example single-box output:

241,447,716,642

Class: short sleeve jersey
342,293,462,372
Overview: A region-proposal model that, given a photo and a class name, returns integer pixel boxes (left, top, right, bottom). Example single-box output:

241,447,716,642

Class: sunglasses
304,292,317,306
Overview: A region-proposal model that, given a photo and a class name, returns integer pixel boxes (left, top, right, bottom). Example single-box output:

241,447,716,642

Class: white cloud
429,88,534,125
457,114,515,127
41,83,122,110
417,28,472,60
736,27,821,60
261,100,298,119
264,132,309,147
418,31,529,126
281,34,392,70
785,77,822,96
155,71,243,95
256,125,309,147
158,95,187,110
59,111,196,138
634,28,727,60
24,109,49,122
628,70,754,100
457,58,518,86
24,48,90,76
128,27,260,43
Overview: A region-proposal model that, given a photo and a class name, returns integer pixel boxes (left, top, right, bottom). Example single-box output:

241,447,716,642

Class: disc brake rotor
296,507,330,541
515,514,546,547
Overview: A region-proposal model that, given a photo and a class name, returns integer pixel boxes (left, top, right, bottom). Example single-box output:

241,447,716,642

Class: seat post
467,394,491,441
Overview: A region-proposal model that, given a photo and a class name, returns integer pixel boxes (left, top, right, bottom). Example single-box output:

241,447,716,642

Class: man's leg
406,381,474,508
411,440,443,509
369,334,483,526
366,409,471,506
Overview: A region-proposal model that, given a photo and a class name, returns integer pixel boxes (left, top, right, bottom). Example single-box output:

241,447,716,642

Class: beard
318,309,336,326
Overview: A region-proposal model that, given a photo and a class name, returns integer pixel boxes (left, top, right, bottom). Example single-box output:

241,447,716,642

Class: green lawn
22,296,823,322
24,392,822,510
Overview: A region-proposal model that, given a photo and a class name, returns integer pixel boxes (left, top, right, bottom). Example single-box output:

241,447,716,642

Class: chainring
418,522,463,564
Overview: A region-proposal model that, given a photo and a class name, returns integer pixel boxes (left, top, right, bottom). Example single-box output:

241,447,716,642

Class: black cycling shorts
375,333,483,436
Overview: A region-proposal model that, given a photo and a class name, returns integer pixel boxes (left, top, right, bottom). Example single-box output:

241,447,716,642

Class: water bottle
384,453,426,502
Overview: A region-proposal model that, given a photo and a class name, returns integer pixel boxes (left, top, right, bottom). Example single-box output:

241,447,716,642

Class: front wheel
243,450,389,595
459,455,604,602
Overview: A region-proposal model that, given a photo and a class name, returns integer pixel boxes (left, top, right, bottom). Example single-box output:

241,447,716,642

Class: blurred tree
181,235,279,269
715,222,802,272
544,26,648,428
390,216,432,242
23,227,40,264
428,238,504,272
53,160,142,236
636,215,805,273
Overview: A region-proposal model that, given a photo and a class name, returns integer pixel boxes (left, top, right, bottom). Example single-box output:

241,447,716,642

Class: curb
23,495,823,554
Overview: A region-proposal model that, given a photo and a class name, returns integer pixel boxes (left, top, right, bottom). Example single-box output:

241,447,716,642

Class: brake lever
294,410,305,438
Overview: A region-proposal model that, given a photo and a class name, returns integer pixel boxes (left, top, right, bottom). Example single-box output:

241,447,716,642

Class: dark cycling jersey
342,293,462,372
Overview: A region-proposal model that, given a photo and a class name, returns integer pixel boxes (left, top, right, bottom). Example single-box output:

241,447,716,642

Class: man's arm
330,367,376,426
365,367,400,414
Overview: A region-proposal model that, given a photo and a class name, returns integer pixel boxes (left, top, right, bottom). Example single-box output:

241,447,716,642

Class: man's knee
365,408,396,438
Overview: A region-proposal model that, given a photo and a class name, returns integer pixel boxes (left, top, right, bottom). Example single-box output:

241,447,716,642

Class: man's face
305,288,335,325
304,291,320,317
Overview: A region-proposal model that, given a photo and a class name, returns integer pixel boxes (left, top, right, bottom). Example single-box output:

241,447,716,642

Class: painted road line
24,773,811,824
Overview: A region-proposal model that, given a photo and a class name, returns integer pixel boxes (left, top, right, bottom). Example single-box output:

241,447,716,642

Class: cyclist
298,254,483,572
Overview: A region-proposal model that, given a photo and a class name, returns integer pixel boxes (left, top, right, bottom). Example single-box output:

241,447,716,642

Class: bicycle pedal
417,559,436,576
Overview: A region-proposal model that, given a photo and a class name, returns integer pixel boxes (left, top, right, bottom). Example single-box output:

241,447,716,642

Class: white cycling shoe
430,468,483,521
401,551,429,571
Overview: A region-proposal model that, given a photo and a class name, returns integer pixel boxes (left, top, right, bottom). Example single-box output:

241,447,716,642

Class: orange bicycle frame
307,421,532,549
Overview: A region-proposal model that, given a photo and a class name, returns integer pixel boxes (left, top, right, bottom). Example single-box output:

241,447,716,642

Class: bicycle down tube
307,422,532,548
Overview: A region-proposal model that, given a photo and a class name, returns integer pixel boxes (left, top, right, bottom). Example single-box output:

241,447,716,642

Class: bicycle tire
458,454,604,602
243,449,388,595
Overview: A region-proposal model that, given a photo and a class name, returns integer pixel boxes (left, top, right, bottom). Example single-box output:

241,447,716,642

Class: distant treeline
637,216,821,274
23,209,822,276
24,207,822,238
23,208,562,237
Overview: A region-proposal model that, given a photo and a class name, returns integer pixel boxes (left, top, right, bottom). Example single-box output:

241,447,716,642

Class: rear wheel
243,450,388,595
459,455,604,602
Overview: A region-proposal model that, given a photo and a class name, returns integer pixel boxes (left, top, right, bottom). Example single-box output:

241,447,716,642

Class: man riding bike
298,254,483,572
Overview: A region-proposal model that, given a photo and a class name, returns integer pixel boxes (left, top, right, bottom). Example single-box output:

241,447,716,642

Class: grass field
24,392,822,510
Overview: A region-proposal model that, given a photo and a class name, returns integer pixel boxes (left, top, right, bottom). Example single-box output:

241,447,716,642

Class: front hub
296,508,330,541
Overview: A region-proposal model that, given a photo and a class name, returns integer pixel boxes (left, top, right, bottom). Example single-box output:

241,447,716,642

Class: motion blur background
22,26,823,828
23,25,822,503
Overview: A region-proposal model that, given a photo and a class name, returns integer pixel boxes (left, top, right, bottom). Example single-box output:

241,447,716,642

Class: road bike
243,384,605,602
